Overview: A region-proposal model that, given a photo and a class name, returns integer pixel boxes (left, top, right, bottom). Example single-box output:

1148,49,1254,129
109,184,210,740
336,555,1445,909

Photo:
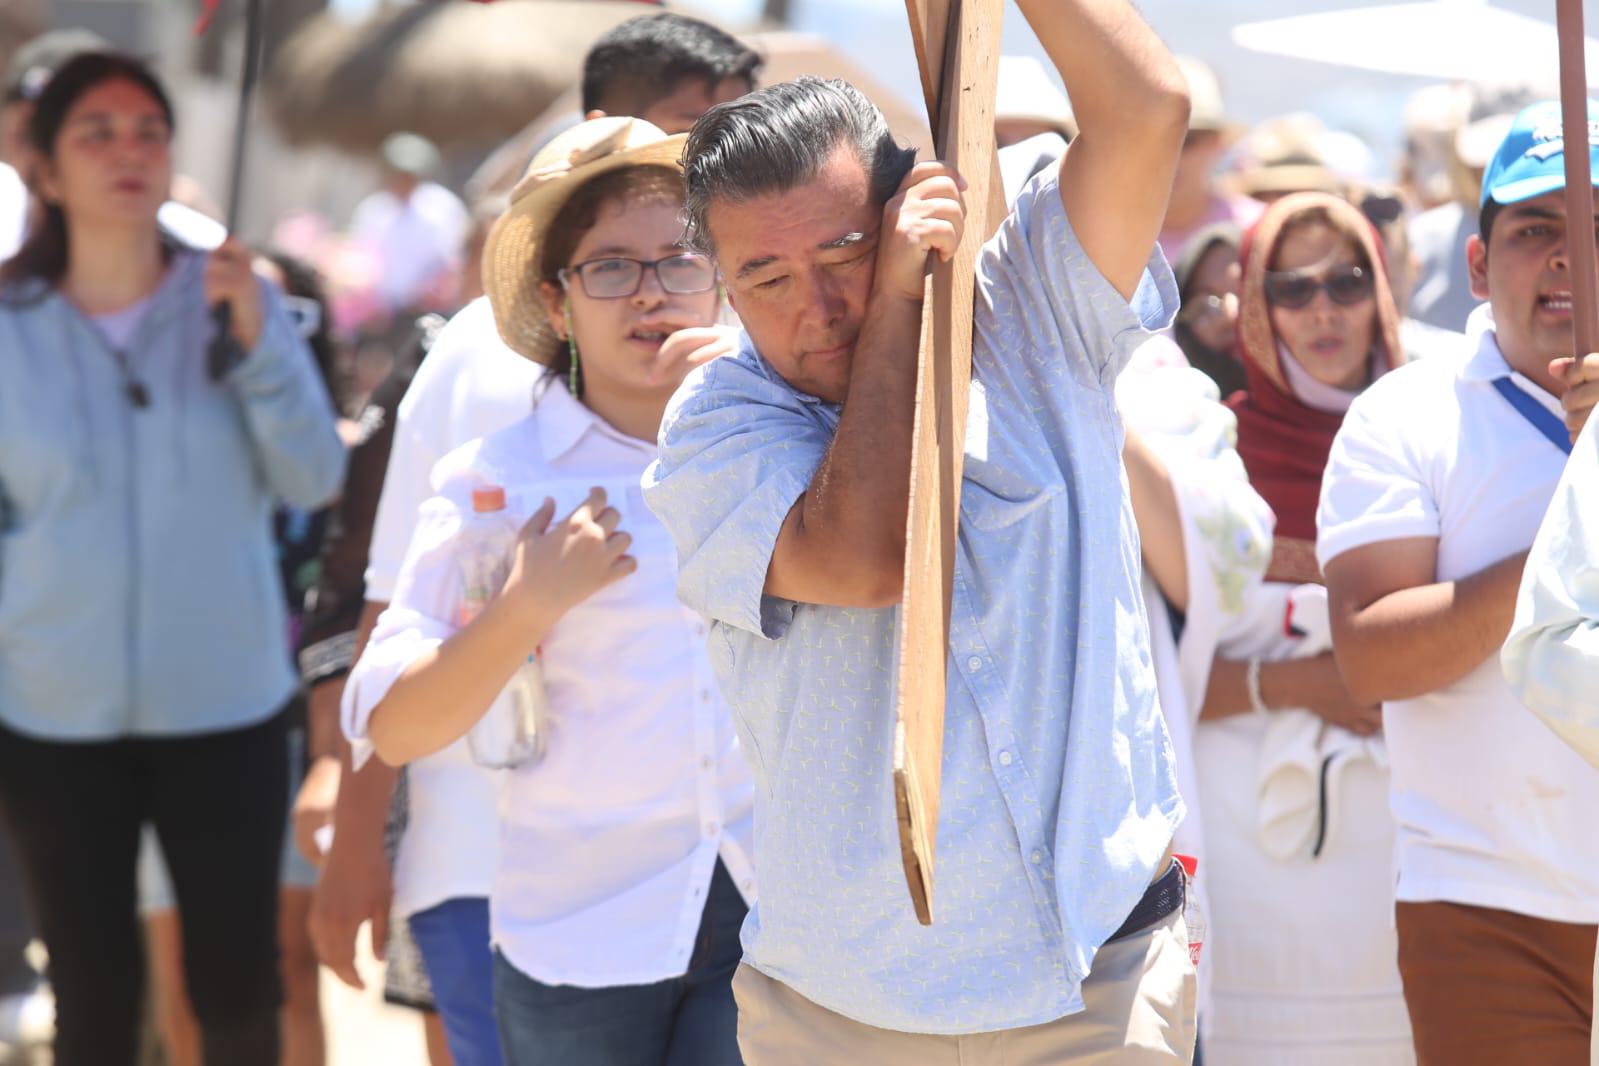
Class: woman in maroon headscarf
1191,193,1417,1064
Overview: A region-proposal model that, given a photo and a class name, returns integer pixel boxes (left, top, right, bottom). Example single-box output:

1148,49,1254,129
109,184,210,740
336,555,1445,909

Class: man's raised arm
1021,0,1190,299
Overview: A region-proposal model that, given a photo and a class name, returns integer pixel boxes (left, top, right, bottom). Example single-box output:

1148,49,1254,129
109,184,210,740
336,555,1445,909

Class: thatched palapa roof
265,0,650,152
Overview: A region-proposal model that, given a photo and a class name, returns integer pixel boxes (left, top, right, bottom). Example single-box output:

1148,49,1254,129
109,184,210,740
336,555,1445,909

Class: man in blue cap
1318,102,1599,1064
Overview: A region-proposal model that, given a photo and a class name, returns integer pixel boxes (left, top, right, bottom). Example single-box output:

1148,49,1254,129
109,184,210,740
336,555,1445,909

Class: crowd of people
0,3,1597,1065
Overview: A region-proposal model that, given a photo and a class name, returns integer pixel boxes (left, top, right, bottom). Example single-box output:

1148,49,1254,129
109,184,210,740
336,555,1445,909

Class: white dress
1119,340,1276,1031
1196,579,1414,1065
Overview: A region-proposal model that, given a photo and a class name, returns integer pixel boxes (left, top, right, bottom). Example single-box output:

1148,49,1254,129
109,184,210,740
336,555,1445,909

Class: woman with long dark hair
0,52,345,1065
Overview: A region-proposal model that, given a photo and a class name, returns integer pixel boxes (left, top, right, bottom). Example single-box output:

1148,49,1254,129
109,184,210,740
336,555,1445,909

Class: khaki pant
1395,901,1596,1066
734,910,1196,1065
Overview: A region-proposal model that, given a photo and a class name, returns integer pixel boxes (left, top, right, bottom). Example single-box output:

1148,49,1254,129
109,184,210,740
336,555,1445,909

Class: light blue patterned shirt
643,170,1183,1034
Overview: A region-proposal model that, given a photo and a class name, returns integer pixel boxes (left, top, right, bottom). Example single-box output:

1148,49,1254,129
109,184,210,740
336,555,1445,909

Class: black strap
1106,861,1185,943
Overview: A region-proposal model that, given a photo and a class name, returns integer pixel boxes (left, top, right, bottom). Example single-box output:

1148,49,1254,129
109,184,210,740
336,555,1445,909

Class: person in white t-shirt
1503,325,1599,1066
349,133,470,316
1319,101,1599,1066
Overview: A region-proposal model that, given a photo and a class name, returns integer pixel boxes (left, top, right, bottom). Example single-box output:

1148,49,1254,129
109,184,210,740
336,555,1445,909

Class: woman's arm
367,488,635,766
208,243,347,509
1123,428,1189,613
1202,652,1383,737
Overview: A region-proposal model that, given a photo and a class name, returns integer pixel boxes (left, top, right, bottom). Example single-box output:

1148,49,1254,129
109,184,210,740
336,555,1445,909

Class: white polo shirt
1316,306,1599,924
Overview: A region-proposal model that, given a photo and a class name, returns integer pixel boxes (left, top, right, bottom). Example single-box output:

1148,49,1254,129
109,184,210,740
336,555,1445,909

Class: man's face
707,144,882,405
1469,189,1599,373
638,76,751,135
0,100,33,169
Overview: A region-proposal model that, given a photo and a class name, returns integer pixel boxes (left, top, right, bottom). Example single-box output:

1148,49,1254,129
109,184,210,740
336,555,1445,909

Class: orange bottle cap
471,485,507,513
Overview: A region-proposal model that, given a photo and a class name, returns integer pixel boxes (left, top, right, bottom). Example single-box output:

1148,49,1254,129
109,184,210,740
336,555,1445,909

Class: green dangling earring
563,298,582,399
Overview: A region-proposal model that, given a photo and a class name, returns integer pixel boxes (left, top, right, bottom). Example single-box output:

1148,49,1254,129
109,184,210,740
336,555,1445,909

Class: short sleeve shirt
1317,308,1599,922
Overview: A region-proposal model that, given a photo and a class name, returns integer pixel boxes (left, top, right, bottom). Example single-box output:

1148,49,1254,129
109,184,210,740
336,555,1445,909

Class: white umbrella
1231,0,1599,85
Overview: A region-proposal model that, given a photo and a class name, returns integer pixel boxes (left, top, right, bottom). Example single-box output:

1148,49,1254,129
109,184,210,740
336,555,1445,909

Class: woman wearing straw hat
340,115,754,1066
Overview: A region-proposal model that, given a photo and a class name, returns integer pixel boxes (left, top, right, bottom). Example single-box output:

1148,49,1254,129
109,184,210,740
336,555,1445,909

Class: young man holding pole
644,0,1196,1060
1319,103,1599,1066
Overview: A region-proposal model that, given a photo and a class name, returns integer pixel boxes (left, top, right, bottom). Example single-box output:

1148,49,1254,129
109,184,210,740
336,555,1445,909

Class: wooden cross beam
1557,0,1599,360
893,0,1005,926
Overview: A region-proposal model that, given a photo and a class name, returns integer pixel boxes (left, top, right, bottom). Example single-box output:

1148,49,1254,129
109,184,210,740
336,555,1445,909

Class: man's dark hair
581,13,761,116
1480,198,1503,247
680,76,918,255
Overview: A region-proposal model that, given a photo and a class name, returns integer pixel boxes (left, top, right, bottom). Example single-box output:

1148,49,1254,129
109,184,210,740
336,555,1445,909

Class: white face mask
1277,341,1370,414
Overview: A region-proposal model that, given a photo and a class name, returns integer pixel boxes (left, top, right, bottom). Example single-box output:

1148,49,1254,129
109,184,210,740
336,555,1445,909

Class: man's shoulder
398,297,539,428
1349,346,1471,427
664,339,814,429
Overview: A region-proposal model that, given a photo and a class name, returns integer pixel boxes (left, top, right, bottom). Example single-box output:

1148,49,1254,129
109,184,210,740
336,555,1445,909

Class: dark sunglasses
1360,193,1405,228
559,253,716,300
1263,265,1374,310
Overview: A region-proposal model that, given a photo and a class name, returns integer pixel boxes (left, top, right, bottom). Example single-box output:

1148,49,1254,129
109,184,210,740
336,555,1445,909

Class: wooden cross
893,0,1006,926
1557,0,1599,358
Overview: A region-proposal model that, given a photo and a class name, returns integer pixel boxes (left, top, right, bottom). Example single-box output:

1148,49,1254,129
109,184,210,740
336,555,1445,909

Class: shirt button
998,751,1013,767
967,656,983,672
1031,850,1044,865
705,821,721,836
742,880,754,894
700,756,713,771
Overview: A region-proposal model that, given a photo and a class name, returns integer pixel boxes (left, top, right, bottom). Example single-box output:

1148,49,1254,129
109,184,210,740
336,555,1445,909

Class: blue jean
409,896,502,1066
494,860,748,1066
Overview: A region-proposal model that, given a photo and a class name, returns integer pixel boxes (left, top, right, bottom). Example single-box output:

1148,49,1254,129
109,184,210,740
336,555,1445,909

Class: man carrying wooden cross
642,0,1194,1060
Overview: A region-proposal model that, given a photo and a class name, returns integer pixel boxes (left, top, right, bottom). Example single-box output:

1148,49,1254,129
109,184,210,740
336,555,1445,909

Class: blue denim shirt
0,251,346,740
644,171,1183,1034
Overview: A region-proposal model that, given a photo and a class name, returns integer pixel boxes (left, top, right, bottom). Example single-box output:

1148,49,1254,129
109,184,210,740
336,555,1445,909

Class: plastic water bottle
456,486,549,769
1175,853,1206,967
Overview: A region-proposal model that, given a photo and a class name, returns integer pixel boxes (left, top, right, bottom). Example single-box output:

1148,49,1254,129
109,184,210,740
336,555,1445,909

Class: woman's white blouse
343,381,756,988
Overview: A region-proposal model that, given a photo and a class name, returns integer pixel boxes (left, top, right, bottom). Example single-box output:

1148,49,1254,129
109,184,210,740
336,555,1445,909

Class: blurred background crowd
0,0,1592,1064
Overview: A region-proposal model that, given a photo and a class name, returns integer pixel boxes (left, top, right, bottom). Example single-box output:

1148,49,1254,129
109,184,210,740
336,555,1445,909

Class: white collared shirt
1504,406,1599,767
363,296,542,918
1317,305,1599,923
345,379,756,987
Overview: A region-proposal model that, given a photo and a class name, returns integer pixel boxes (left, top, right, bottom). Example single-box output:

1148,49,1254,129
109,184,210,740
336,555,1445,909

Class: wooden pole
893,0,1002,926
1557,0,1599,362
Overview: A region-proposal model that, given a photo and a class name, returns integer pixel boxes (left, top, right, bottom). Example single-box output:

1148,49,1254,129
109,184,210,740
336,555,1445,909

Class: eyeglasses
1263,265,1374,310
1178,292,1237,325
1360,193,1405,229
558,253,716,299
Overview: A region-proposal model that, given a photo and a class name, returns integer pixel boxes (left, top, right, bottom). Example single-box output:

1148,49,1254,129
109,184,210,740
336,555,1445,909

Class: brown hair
1236,192,1403,396
2,51,175,291
532,164,686,375
1269,204,1376,275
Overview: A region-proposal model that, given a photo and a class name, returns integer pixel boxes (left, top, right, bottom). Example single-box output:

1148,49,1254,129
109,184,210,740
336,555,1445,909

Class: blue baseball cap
1480,99,1599,209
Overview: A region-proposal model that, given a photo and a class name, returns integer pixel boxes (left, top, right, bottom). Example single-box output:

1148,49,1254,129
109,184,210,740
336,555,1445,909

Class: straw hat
1231,113,1344,199
1177,56,1232,135
481,116,687,363
994,56,1077,140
